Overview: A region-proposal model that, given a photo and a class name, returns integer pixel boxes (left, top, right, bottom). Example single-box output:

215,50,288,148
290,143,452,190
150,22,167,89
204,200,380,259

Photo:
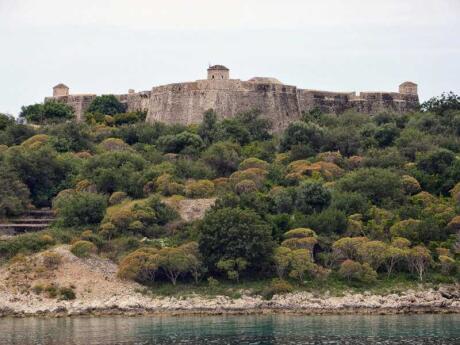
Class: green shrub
70,240,97,258
261,279,294,300
59,287,76,300
198,207,274,273
87,95,126,115
185,179,215,198
0,233,55,259
42,252,62,269
44,284,58,298
20,101,74,124
32,284,44,295
207,277,219,289
338,259,377,283
109,191,128,205
53,191,107,227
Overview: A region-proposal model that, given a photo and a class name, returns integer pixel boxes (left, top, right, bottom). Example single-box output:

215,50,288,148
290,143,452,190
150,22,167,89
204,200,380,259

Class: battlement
45,65,419,130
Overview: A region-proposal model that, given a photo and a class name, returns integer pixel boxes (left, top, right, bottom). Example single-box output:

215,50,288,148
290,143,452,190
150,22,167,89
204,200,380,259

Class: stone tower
207,65,229,80
53,83,69,97
399,81,418,96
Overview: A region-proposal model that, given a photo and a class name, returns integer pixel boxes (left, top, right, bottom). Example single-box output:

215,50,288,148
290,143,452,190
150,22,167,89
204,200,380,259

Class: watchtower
399,81,418,96
207,65,229,80
53,83,69,97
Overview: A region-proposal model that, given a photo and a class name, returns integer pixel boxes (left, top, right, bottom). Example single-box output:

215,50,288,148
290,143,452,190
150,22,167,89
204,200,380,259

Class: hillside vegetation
0,92,460,298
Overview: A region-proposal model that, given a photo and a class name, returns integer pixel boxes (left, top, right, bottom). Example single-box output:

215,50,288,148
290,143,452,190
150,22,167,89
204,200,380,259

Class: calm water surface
0,314,459,345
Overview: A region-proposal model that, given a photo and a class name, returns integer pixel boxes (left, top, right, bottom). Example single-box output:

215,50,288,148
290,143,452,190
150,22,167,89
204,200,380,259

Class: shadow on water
0,314,459,345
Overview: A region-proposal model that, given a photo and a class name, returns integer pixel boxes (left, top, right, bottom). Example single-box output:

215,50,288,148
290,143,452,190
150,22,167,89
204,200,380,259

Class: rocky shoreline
1,286,459,318
1,247,458,318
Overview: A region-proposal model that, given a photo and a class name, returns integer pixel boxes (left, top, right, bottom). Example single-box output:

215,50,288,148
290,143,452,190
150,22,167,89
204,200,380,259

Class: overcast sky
0,0,459,115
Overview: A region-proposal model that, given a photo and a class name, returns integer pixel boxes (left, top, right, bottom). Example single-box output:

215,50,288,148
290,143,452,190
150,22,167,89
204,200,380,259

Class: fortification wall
45,66,419,128
45,94,96,122
115,91,151,113
46,91,151,122
146,79,302,130
297,90,419,115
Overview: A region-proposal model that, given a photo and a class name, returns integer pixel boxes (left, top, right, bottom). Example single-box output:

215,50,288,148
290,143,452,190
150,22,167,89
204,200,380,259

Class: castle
46,65,419,130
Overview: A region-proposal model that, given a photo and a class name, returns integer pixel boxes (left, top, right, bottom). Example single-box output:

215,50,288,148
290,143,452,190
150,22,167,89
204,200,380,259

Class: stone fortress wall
45,65,419,129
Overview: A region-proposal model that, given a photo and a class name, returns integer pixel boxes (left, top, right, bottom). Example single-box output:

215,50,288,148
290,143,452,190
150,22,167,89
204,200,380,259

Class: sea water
0,314,459,344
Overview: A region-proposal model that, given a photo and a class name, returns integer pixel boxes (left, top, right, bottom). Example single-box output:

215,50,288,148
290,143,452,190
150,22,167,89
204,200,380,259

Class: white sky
1,0,459,115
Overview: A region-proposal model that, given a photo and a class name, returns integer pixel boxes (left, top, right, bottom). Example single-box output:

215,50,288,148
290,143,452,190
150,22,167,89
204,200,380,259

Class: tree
288,249,315,282
81,151,147,197
337,168,404,206
383,240,409,277
20,101,74,124
180,242,204,283
338,260,377,283
0,168,30,217
0,119,35,146
281,121,325,152
439,255,456,275
47,122,94,153
4,146,76,207
390,219,422,243
202,141,241,176
408,245,432,281
332,237,369,261
118,248,160,283
198,109,219,145
234,109,272,142
198,207,274,273
357,240,387,270
294,182,331,214
157,131,204,154
300,208,347,235
53,191,107,227
273,246,292,279
338,259,362,282
421,92,460,115
216,257,248,282
281,228,317,261
158,247,191,285
374,123,399,147
86,95,126,115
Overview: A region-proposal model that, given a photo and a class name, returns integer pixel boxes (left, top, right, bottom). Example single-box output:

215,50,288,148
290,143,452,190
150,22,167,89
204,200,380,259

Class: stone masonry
45,65,419,130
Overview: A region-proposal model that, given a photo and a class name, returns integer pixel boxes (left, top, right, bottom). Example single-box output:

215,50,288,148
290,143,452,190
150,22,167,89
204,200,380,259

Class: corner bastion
45,65,419,130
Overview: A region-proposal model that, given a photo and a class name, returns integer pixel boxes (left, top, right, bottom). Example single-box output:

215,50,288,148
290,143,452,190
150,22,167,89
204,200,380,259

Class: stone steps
0,209,56,236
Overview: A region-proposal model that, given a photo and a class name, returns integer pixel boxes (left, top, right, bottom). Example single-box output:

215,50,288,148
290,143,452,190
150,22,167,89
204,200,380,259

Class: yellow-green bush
109,191,128,205
74,151,92,159
401,175,421,195
229,168,267,187
155,173,185,196
284,228,317,239
99,138,131,152
239,157,269,171
185,179,215,198
234,179,258,194
261,278,294,300
42,251,62,269
70,240,97,258
118,248,160,282
410,191,436,207
21,134,50,149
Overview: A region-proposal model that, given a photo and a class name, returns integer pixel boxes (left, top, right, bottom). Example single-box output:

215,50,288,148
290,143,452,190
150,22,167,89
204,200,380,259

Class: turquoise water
0,314,459,344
